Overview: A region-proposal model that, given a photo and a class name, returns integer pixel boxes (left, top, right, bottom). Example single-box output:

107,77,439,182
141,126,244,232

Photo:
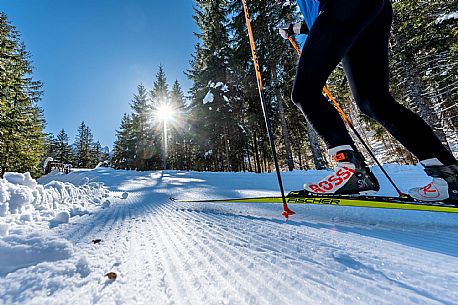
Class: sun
155,104,175,123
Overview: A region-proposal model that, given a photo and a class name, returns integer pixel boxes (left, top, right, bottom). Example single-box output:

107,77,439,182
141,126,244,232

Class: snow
0,171,111,289
42,157,54,172
0,233,73,276
0,166,457,305
436,11,458,24
203,90,214,104
203,81,230,105
0,172,109,220
204,149,213,157
208,81,228,92
4,172,37,188
49,211,71,228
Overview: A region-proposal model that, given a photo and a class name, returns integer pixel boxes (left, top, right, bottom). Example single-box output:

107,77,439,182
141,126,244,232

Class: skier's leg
342,0,457,201
292,0,385,194
292,0,386,149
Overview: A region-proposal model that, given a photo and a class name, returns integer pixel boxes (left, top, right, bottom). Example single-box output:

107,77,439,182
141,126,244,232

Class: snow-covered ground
1,165,458,305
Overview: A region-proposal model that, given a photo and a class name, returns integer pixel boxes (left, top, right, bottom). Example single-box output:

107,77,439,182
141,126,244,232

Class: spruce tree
390,0,456,153
188,0,247,171
54,129,73,164
74,121,94,168
112,113,136,169
0,13,46,178
149,67,172,169
150,65,169,107
131,83,157,170
91,141,104,166
169,80,189,169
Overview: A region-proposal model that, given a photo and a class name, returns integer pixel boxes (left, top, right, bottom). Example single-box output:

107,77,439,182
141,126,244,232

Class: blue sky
2,0,198,148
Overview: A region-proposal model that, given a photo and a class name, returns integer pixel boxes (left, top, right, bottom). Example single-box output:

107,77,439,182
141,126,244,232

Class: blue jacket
296,0,320,29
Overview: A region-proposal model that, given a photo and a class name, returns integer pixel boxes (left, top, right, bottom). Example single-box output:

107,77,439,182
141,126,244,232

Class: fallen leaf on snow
105,272,117,280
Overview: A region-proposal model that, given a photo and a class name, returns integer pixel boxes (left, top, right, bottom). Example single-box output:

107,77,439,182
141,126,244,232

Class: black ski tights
292,0,456,165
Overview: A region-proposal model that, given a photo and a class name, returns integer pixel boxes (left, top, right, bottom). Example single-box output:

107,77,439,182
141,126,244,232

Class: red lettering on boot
319,181,333,191
330,173,344,186
420,183,440,198
309,184,325,193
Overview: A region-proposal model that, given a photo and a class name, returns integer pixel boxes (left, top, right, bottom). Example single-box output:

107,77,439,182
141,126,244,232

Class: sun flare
155,104,175,122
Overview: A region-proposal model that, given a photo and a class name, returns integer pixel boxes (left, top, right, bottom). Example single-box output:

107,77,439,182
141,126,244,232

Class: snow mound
4,172,37,188
0,172,110,231
49,211,70,228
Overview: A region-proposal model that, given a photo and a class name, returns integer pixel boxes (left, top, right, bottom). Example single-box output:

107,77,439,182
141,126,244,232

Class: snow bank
0,171,112,278
0,172,110,229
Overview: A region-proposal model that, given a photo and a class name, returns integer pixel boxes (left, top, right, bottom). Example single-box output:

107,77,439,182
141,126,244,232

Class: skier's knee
358,101,378,120
291,83,315,109
291,85,305,110
357,93,397,121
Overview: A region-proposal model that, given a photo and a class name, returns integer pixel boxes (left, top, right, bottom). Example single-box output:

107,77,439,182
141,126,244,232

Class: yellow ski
171,191,458,214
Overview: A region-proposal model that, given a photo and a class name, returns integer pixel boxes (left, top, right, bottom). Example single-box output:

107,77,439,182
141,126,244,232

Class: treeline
46,122,110,168
112,2,320,172
112,67,190,170
0,13,46,178
113,0,456,172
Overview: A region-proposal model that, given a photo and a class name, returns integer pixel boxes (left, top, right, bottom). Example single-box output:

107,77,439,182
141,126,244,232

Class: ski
171,190,458,214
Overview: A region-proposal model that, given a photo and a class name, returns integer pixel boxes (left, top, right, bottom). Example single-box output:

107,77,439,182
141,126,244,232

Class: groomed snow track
1,169,458,305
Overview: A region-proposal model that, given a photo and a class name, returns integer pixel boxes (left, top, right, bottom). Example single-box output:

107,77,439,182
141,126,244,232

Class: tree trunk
297,141,304,170
253,131,261,173
223,128,231,171
246,143,253,172
306,119,327,170
271,66,294,171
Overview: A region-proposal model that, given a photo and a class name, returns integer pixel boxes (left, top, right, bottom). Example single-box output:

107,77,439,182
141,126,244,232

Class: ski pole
287,36,406,197
242,0,295,218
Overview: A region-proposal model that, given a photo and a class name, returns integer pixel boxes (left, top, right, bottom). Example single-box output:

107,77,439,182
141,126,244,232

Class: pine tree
168,80,190,169
130,84,155,170
113,68,184,171
0,13,46,178
149,67,170,169
91,141,104,166
150,65,169,107
390,0,455,154
112,113,136,169
54,129,73,164
188,0,248,171
74,121,94,168
45,134,58,159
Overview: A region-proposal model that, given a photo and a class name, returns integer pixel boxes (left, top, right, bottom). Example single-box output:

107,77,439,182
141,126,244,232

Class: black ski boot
304,146,380,195
409,160,458,202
